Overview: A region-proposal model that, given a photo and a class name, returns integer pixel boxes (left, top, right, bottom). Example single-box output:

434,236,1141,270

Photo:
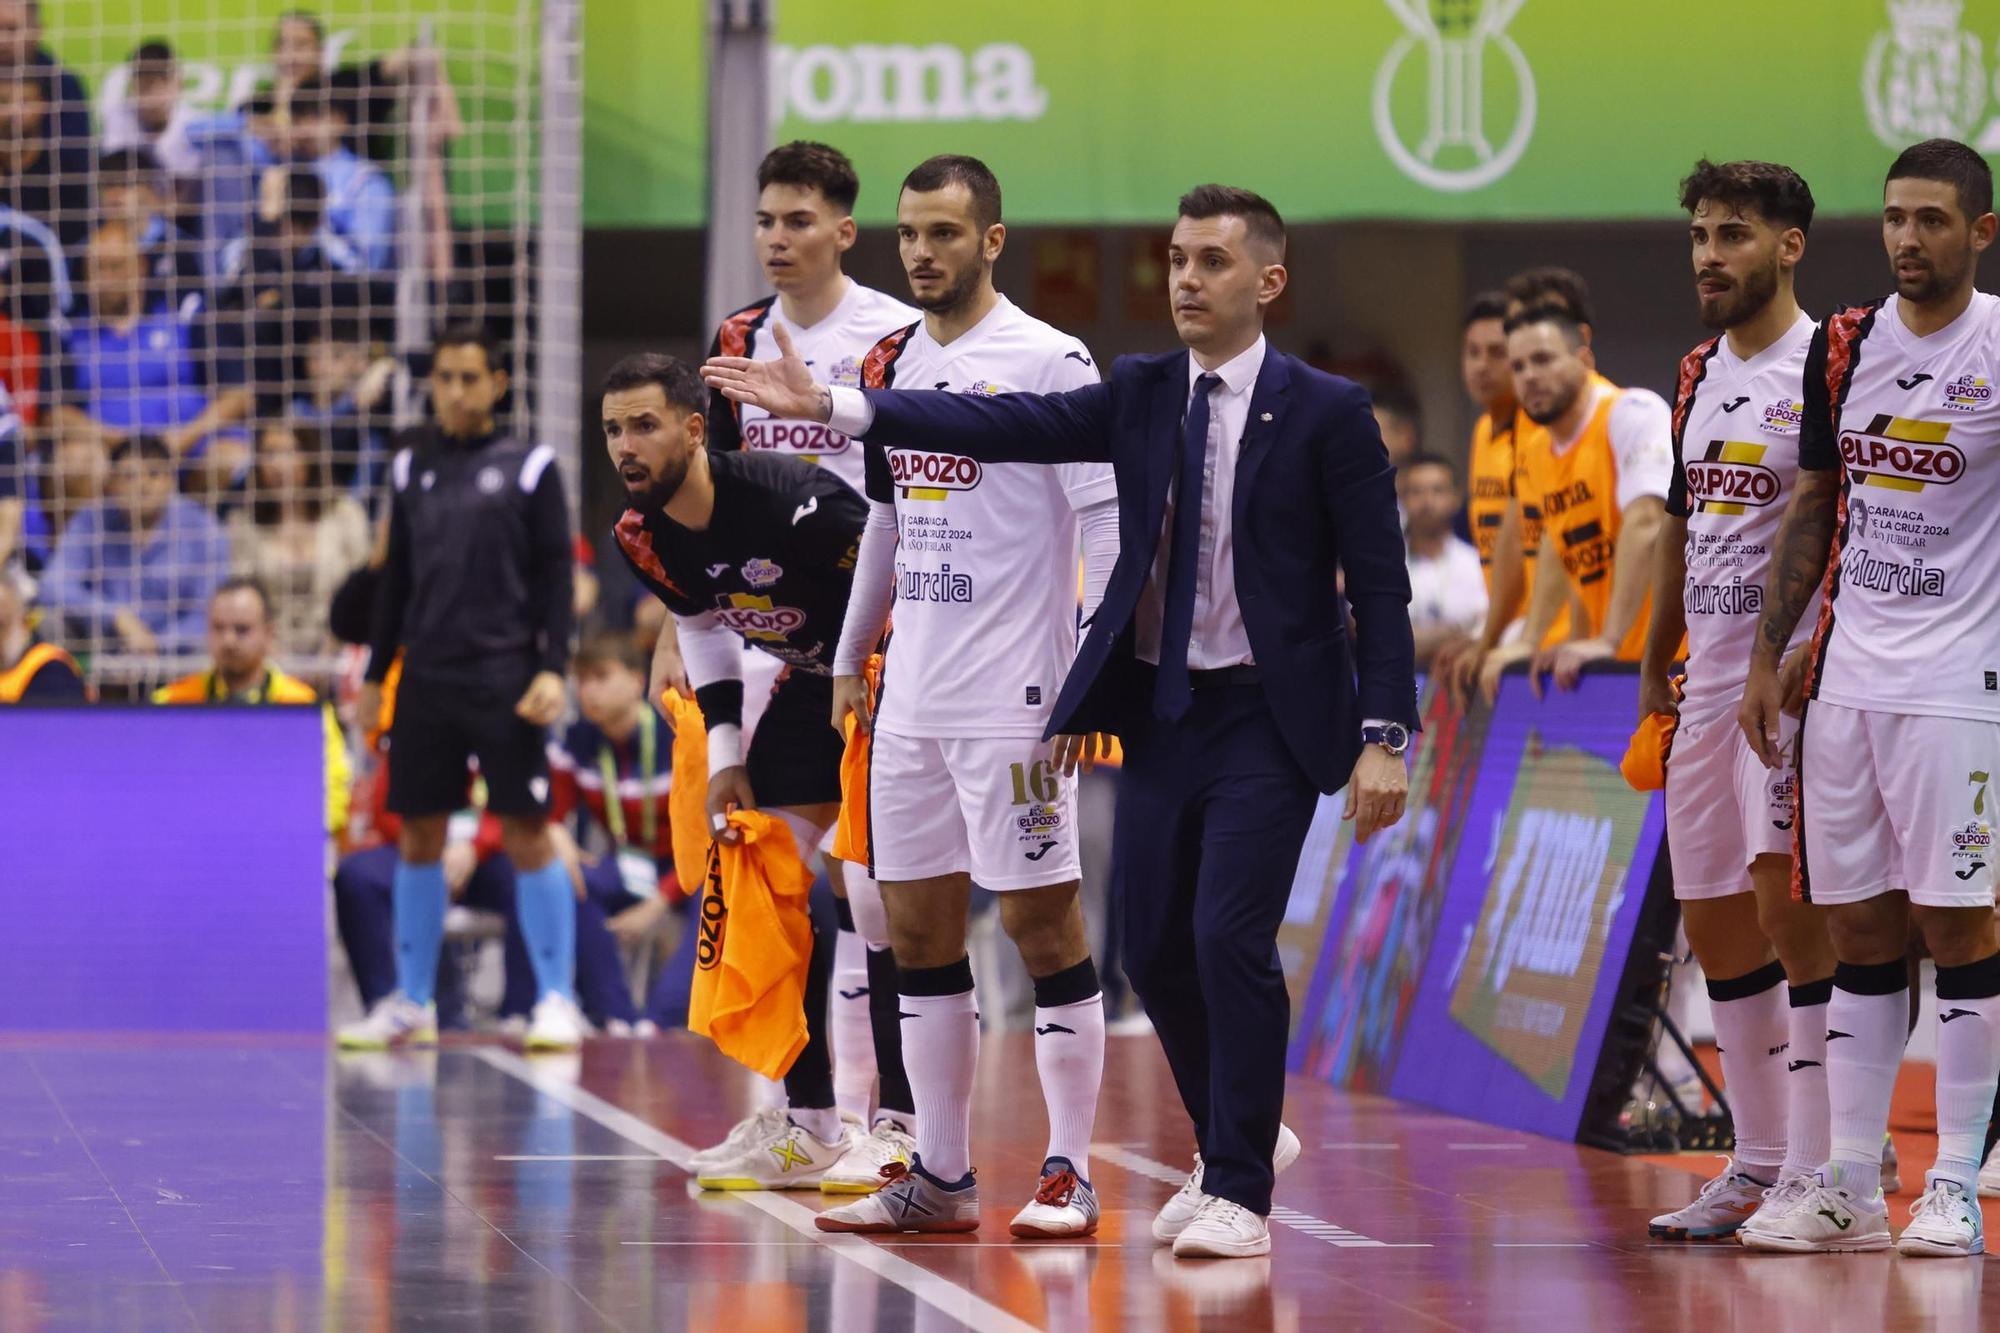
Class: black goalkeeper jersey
614,451,866,676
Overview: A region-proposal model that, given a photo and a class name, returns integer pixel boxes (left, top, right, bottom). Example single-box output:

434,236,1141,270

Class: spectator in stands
0,378,45,571
1399,452,1488,668
1370,382,1422,470
0,1,90,185
284,78,395,272
153,575,350,832
226,420,368,663
261,10,463,168
96,146,203,300
290,316,392,495
58,219,251,489
101,40,201,193
0,60,85,327
0,565,80,700
0,263,42,423
44,434,228,656
548,635,687,1035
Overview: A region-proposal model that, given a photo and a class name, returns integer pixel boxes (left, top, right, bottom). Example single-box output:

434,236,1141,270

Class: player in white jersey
676,142,921,1185
1740,139,2000,1258
703,141,921,499
807,156,1121,1240
1637,160,1838,1244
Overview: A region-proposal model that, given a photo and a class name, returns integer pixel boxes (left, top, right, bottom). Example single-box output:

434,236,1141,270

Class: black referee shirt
367,426,574,688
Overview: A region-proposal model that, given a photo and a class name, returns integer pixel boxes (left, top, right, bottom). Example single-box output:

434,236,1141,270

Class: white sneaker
1979,1139,2000,1199
695,1119,850,1191
1882,1133,1902,1195
524,993,586,1051
1741,1171,1818,1234
689,1105,789,1172
1646,1159,1771,1241
821,1118,915,1194
1897,1178,1985,1257
1010,1157,1100,1238
1738,1174,1891,1253
604,1018,634,1038
1152,1122,1300,1244
815,1157,980,1232
336,994,437,1050
633,1019,660,1039
1172,1194,1271,1258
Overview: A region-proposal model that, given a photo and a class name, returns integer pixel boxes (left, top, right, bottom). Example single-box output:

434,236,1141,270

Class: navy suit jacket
858,345,1417,795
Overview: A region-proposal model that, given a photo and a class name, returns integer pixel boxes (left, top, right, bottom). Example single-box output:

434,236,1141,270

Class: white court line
1445,1143,1529,1151
474,1049,1039,1333
1319,1142,1397,1150
1491,1242,1592,1248
1090,1142,1431,1250
495,1154,662,1162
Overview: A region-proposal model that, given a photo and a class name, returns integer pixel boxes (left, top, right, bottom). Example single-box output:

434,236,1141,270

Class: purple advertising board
1290,670,1666,1140
0,707,327,1031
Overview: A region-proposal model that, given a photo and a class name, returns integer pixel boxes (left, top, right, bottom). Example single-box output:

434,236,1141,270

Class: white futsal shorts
1798,701,2000,908
865,728,1081,890
1664,697,1798,901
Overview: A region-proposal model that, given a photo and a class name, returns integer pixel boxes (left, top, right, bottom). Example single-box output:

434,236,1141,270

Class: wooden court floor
2,1033,1992,1331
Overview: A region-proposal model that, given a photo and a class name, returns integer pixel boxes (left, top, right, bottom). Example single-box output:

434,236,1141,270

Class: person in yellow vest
1476,306,1672,698
153,575,351,836
0,570,84,702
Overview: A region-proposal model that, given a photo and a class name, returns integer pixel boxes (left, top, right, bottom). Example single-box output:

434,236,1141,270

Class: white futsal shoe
821,1118,916,1194
689,1105,790,1173
1646,1159,1770,1241
336,993,438,1050
696,1119,851,1191
1172,1194,1272,1259
524,993,586,1051
816,1156,981,1233
1152,1122,1301,1243
1897,1178,1985,1257
1980,1139,2000,1198
1010,1157,1100,1238
1738,1174,1891,1253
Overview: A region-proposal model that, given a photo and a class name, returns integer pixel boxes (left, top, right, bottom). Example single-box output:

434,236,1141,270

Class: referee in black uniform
340,325,580,1051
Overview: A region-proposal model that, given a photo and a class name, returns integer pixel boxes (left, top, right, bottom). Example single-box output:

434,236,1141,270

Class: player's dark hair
1464,290,1509,328
901,154,1003,232
129,38,176,69
758,140,860,214
575,633,646,676
1679,158,1816,235
433,323,503,373
1402,450,1459,482
214,574,275,621
601,351,706,417
1887,138,1994,221
1503,266,1595,328
1177,183,1286,259
1503,304,1587,348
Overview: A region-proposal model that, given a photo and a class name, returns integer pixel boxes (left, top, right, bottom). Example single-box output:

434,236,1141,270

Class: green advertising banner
43,1,539,226
582,0,2000,229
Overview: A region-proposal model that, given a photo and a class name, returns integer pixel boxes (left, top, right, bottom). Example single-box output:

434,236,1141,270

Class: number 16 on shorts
866,731,1082,890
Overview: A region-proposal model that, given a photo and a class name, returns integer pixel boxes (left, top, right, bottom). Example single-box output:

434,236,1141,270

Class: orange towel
832,655,882,865
687,810,815,1079
1620,674,1686,792
661,688,713,896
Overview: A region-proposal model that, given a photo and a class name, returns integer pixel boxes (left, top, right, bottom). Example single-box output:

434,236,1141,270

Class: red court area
3,1034,1992,1331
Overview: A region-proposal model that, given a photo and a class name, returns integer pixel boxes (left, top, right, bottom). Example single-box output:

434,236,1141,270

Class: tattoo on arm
1754,470,1840,663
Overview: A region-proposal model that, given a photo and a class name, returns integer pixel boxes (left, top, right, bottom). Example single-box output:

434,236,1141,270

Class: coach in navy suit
705,185,1416,1258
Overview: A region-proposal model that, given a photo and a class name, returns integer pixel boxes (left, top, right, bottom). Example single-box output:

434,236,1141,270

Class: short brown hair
1679,158,1815,234
1177,183,1286,259
758,141,860,214
1503,266,1594,328
1887,137,1994,221
575,633,645,676
902,154,1003,232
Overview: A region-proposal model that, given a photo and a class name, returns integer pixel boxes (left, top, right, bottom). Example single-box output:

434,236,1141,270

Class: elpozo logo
1761,399,1805,434
1943,373,1992,411
1374,0,1537,193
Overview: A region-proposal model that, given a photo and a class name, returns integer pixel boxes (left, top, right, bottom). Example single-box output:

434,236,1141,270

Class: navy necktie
1153,371,1221,721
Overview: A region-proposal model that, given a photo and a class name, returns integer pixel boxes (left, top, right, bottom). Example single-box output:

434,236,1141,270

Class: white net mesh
0,0,572,696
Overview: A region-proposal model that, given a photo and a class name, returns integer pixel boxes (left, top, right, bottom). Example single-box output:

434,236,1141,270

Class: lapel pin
1259,412,1272,422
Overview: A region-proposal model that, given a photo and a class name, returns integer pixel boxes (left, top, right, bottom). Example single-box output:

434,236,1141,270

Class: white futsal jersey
707,279,920,495
1666,311,1820,708
860,296,1115,738
1804,292,2000,723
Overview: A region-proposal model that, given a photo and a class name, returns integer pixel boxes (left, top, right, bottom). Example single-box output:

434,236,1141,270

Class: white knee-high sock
1823,959,1909,1195
1932,953,2000,1192
1781,976,1834,1179
1706,960,1789,1176
901,957,979,1183
1032,959,1105,1180
830,902,877,1125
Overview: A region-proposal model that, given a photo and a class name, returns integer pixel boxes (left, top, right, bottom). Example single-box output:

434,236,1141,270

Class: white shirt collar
1189,334,1266,397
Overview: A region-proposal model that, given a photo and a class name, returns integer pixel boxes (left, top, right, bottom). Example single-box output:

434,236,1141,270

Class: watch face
1383,724,1409,751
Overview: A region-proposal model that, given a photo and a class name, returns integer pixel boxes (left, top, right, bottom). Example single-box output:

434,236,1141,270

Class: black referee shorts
388,673,551,818
746,669,844,809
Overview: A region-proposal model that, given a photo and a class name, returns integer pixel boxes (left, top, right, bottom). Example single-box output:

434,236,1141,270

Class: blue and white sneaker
816,1154,980,1233
1010,1157,1100,1238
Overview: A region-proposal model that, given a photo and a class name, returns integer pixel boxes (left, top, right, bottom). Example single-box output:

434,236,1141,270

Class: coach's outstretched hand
1344,745,1408,844
702,324,833,423
515,670,566,727
708,765,757,845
